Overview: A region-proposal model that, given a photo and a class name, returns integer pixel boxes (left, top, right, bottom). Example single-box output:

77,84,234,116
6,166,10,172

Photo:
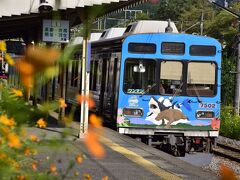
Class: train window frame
123,58,157,95
161,42,185,55
189,45,216,56
186,61,217,97
128,43,156,54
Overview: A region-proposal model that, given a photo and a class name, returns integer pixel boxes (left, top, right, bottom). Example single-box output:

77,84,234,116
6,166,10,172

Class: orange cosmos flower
76,94,95,109
50,164,57,174
16,60,35,76
83,173,92,180
84,129,105,158
59,98,67,108
21,74,34,89
24,148,31,156
16,175,26,180
0,115,15,127
25,46,60,72
220,164,237,180
31,161,38,171
89,114,102,129
30,134,39,142
75,154,83,164
36,118,47,128
7,133,21,149
16,60,35,89
102,176,108,180
11,88,23,97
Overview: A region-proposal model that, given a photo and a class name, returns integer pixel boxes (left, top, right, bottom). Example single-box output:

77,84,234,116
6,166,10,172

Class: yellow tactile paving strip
101,137,182,180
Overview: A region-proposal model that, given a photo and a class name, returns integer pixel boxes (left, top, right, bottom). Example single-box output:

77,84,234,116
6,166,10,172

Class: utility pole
208,0,240,114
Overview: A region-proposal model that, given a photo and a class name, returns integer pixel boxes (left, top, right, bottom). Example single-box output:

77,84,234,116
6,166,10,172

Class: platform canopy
0,0,147,41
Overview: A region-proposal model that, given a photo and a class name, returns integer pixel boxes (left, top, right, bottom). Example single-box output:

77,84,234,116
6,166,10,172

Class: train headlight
123,108,143,117
196,111,214,119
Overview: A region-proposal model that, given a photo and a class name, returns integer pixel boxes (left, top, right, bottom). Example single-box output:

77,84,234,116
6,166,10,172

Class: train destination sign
42,20,69,43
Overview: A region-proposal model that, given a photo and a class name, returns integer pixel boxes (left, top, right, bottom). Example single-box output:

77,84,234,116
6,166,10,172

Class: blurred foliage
221,56,236,105
220,106,240,140
0,83,40,125
0,34,105,178
136,12,150,20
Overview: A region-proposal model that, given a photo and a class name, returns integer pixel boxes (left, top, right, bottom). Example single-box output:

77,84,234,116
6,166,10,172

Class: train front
117,33,221,155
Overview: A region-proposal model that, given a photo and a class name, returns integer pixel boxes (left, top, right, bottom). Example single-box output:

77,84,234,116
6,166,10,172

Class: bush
220,106,240,140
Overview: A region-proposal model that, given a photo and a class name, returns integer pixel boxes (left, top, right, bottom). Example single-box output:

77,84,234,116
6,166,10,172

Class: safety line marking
101,137,182,180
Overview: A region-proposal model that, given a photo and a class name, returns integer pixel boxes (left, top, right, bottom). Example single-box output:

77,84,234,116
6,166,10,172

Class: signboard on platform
42,20,69,43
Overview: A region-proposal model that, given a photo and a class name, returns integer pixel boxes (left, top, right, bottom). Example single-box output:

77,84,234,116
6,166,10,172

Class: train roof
123,20,179,35
91,20,177,48
99,27,126,40
90,33,102,41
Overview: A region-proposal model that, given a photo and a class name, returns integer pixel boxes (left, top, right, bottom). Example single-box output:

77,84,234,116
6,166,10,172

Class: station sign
42,20,69,43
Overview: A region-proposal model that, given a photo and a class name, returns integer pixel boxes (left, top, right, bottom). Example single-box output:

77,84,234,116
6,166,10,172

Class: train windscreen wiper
141,83,156,96
193,85,202,103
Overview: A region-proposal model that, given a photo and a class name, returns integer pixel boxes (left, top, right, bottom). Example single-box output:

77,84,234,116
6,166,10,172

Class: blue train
81,21,221,156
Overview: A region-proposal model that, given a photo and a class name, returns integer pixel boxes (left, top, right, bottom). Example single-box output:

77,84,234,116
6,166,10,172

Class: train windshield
187,62,216,96
124,59,156,94
160,61,183,95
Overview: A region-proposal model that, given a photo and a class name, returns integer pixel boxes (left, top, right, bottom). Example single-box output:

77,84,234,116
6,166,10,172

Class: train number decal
199,103,216,109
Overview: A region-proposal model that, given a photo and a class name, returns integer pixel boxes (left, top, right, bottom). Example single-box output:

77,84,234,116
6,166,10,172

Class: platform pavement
25,121,219,180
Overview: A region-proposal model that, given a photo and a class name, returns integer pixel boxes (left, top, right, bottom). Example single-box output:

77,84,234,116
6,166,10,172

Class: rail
212,142,240,163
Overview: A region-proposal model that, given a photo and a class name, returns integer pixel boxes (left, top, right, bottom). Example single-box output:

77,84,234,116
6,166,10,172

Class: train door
93,55,107,114
99,56,108,114
89,54,98,113
103,54,120,119
102,57,111,117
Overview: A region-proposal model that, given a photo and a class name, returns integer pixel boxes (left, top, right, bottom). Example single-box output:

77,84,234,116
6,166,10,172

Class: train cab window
190,45,216,56
128,43,156,54
187,62,216,96
123,59,156,94
160,61,183,95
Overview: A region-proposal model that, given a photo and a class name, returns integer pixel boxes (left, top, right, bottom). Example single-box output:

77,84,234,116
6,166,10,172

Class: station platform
26,122,218,180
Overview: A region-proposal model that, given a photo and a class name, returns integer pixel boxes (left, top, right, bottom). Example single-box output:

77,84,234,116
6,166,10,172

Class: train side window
90,61,98,91
160,61,183,95
96,60,102,92
70,61,79,87
187,62,216,96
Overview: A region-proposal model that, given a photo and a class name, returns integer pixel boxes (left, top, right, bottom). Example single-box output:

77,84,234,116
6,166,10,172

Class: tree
154,0,194,21
136,12,150,20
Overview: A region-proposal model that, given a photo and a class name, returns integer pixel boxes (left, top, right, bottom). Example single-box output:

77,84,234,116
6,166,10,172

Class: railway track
212,142,240,163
